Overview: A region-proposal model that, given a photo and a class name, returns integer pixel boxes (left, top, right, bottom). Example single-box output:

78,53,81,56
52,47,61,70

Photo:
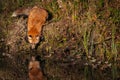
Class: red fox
29,56,43,80
12,6,48,49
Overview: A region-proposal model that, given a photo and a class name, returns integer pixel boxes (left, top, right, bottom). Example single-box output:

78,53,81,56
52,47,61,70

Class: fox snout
31,43,36,49
28,35,40,49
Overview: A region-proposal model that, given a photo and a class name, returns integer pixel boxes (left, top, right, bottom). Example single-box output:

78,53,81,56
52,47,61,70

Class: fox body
12,6,48,49
27,6,48,49
29,56,43,80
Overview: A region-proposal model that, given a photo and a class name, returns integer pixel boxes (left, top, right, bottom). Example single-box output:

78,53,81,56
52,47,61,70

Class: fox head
27,28,41,49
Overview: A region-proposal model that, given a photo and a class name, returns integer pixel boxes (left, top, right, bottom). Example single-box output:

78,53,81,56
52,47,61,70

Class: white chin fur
31,44,35,49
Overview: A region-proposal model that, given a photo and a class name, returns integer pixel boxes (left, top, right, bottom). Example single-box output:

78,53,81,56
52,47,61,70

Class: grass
83,27,89,58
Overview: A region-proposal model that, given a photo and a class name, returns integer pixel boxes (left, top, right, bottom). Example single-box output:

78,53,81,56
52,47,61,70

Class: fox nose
31,43,36,49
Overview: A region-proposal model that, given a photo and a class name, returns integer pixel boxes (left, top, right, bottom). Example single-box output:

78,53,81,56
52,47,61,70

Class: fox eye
28,35,32,40
29,35,32,38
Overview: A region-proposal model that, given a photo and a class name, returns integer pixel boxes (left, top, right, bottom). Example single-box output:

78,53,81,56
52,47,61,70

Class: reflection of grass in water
112,62,117,80
84,65,94,80
84,65,89,80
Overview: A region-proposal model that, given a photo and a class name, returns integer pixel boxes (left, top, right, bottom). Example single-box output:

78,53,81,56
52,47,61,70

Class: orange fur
12,6,48,49
27,6,48,49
